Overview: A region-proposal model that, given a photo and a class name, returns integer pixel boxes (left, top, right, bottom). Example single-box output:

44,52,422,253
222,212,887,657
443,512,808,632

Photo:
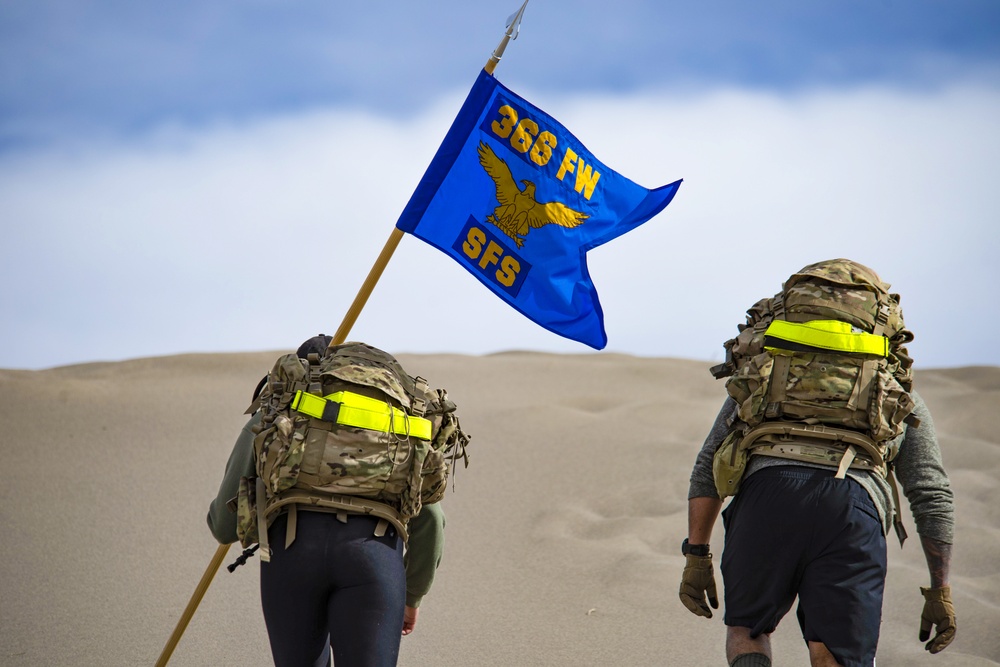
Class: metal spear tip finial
485,0,529,75
505,0,529,40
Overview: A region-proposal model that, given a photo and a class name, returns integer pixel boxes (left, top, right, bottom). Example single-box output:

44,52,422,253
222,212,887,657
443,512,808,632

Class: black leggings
260,511,405,667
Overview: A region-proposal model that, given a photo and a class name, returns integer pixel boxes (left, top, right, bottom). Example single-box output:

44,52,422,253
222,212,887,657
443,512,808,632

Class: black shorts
721,465,887,667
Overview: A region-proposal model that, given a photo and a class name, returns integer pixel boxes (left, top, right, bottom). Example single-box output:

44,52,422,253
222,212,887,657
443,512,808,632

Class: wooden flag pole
330,227,405,346
153,3,528,664
153,544,231,667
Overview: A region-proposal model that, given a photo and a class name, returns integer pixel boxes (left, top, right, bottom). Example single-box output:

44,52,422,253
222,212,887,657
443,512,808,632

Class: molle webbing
749,441,876,472
763,319,889,357
291,389,433,441
741,421,888,472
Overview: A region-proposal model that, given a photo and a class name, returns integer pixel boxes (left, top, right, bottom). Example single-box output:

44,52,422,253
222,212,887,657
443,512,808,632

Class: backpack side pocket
235,476,259,549
712,431,748,499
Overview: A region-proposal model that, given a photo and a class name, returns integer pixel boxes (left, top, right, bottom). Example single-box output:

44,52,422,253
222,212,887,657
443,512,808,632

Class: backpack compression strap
257,477,272,563
291,389,433,441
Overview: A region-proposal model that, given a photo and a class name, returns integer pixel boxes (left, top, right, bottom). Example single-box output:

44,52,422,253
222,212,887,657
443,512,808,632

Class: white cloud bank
2,84,998,370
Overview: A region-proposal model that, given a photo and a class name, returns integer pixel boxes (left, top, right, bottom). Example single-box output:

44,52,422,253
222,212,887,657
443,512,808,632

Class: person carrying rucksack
678,259,955,667
207,335,469,667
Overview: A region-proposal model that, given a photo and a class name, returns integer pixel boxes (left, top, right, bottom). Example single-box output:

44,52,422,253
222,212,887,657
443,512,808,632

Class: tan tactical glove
919,586,956,653
679,554,719,618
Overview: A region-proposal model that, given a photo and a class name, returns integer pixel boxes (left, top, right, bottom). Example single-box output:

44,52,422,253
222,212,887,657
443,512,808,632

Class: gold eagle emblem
477,141,588,248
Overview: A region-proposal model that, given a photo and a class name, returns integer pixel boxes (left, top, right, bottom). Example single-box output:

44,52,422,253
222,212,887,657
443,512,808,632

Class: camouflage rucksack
709,259,918,539
235,342,469,560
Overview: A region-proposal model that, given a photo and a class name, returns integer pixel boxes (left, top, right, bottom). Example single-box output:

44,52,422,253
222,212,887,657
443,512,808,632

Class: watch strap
682,538,711,557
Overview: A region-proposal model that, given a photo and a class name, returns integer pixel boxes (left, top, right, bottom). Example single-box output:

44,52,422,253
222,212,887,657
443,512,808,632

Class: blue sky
3,1,998,148
2,1,999,369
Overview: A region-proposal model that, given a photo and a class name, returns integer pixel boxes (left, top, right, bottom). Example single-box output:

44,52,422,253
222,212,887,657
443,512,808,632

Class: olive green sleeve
404,502,446,608
206,413,260,545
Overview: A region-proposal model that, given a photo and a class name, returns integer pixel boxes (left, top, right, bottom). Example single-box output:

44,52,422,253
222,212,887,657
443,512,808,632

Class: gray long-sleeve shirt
688,390,955,544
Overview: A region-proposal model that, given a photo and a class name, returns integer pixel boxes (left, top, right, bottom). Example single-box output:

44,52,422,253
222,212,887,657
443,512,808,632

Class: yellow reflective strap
291,390,432,440
326,390,401,415
327,391,433,441
764,319,889,357
290,391,328,418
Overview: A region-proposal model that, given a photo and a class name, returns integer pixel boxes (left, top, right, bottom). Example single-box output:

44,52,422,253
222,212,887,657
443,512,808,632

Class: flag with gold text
396,70,681,349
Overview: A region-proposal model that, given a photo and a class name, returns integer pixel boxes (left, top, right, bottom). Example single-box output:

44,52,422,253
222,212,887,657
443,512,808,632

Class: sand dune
1,351,997,666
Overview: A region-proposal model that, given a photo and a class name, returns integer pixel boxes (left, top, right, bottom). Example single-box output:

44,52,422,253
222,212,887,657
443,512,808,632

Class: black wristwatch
681,538,710,557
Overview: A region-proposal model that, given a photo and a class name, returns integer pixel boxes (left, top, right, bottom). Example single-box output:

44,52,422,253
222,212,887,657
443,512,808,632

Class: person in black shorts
678,259,956,667
682,392,955,667
721,467,887,663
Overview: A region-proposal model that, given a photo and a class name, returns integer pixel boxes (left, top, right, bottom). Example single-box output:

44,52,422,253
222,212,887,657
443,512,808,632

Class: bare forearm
688,496,724,545
920,535,952,588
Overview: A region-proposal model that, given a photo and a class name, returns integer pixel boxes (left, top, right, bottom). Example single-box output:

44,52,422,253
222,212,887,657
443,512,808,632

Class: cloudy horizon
2,2,998,370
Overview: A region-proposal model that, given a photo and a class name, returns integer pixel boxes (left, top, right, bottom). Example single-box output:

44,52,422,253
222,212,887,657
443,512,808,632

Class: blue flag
396,70,681,350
